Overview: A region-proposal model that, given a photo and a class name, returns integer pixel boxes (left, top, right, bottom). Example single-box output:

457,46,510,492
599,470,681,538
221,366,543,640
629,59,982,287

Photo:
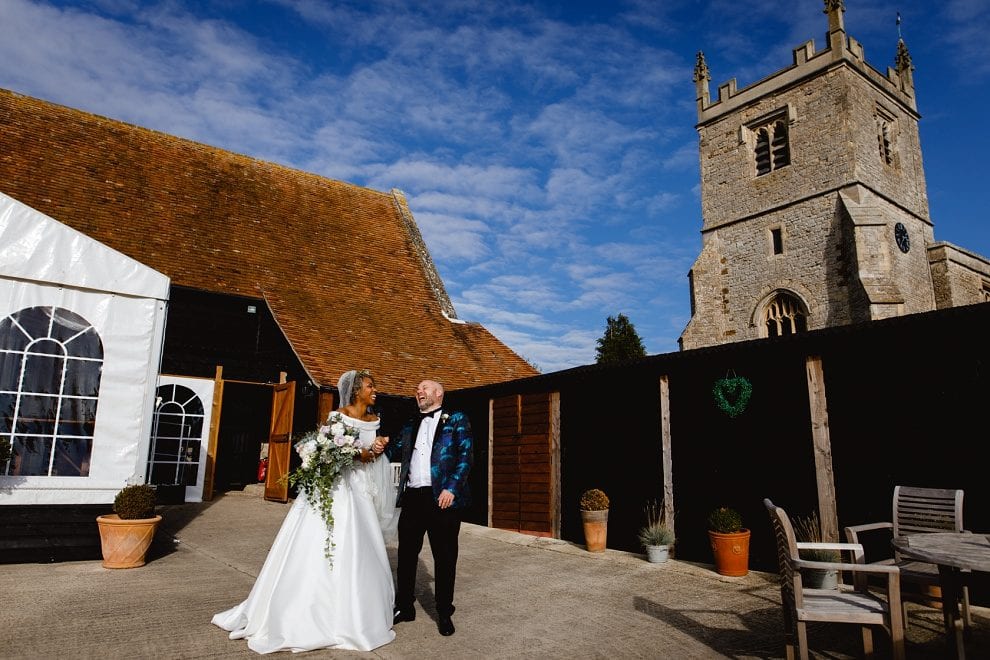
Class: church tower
679,0,937,350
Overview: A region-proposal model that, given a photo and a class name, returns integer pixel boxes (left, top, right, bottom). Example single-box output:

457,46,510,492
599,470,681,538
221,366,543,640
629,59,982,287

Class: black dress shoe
437,615,455,636
393,607,416,624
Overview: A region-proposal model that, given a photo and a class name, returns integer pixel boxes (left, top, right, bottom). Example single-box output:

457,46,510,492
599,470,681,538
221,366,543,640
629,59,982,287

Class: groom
381,379,473,637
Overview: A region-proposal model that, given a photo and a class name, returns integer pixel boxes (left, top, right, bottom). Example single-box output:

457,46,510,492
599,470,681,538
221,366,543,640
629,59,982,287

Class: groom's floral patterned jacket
387,410,473,510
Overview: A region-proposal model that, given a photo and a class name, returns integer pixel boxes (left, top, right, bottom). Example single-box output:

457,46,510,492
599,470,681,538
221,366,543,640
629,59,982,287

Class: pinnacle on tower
895,38,915,93
694,51,711,109
824,0,845,34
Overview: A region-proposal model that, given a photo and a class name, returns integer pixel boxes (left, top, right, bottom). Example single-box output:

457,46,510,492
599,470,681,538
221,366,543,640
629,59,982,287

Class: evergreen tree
594,313,647,364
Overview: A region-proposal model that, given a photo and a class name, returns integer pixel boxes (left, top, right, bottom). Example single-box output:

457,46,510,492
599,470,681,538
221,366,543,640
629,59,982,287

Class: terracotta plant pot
581,509,608,552
708,528,750,576
96,514,162,568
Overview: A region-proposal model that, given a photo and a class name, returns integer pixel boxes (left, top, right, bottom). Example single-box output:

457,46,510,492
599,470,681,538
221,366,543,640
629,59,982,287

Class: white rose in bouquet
296,438,318,467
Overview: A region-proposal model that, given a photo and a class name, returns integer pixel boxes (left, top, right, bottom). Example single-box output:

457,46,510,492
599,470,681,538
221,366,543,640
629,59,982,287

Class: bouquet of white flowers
287,411,362,562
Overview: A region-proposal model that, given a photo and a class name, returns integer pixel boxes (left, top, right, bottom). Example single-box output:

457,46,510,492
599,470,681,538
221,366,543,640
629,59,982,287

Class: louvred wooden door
491,392,558,537
264,381,296,503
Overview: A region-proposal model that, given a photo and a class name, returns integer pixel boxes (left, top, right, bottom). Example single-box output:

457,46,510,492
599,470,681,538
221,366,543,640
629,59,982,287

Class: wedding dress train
212,415,397,654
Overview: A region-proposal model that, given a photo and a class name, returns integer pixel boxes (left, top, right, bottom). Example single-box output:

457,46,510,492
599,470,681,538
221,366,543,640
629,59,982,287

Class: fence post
806,355,838,541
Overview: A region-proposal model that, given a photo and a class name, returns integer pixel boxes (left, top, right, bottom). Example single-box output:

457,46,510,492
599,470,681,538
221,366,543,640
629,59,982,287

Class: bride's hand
372,436,389,455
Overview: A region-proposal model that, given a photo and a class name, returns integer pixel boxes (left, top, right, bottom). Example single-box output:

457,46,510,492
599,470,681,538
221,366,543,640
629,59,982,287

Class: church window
753,117,790,176
982,281,990,303
763,292,807,338
688,270,696,316
877,117,892,164
0,306,103,477
875,106,896,166
770,227,784,255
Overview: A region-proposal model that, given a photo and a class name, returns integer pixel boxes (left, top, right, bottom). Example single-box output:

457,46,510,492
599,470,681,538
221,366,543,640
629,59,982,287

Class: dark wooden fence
446,302,989,587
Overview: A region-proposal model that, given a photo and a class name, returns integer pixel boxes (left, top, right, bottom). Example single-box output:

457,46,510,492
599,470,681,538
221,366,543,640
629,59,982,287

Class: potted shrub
793,510,840,589
96,483,162,568
579,488,609,553
708,506,750,576
638,499,674,563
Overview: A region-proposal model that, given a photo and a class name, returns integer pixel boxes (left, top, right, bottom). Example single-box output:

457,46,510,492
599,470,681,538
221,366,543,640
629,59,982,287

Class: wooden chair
765,499,905,660
844,485,970,629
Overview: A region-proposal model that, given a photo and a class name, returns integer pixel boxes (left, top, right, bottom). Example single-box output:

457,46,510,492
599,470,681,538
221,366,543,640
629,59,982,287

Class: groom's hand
438,489,454,509
372,436,389,455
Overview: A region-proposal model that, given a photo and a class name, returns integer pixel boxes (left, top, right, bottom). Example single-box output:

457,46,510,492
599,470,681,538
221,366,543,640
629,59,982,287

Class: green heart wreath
712,375,752,418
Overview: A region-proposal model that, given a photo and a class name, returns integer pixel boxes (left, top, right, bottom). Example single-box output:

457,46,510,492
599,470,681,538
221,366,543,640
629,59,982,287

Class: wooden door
264,381,296,502
491,392,559,537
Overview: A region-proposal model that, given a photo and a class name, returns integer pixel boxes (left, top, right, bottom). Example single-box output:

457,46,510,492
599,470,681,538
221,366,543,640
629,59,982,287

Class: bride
212,369,397,654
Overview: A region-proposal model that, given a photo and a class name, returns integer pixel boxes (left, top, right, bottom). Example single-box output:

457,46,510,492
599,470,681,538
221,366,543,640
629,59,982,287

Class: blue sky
1,0,987,373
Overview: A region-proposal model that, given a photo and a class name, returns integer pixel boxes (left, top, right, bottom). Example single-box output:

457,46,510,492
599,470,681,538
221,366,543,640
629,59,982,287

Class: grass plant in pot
708,506,750,576
96,483,162,568
579,488,609,553
638,499,674,563
793,510,840,589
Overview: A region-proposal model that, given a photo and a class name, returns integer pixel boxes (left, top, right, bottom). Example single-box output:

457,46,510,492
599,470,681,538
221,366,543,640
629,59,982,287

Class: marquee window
0,306,103,476
147,384,205,487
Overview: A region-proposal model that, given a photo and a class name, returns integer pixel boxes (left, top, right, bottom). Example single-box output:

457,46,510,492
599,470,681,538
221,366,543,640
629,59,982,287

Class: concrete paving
2,485,988,659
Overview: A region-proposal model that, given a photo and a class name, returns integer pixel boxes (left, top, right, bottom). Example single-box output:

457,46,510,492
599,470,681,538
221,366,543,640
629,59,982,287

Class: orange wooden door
264,381,296,502
491,392,558,537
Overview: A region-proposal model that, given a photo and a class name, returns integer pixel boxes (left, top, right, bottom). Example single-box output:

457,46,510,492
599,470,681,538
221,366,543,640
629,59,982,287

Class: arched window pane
49,309,97,345
64,328,103,359
52,438,93,476
0,392,14,434
21,351,65,395
63,359,102,397
11,308,54,341
11,436,53,476
14,395,57,435
57,397,97,437
0,318,30,351
0,352,23,392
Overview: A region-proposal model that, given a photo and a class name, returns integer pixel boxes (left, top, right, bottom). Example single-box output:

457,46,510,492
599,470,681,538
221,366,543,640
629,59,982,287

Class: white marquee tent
0,191,169,505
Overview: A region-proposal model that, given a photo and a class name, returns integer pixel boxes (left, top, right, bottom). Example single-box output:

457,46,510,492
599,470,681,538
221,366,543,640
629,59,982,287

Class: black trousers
395,486,462,617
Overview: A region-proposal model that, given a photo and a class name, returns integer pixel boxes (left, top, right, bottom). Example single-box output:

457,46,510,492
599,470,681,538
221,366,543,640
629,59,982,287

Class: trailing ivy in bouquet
287,411,363,561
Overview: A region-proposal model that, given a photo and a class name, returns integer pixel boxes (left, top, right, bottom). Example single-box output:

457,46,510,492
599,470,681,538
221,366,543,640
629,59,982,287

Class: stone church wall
929,243,990,307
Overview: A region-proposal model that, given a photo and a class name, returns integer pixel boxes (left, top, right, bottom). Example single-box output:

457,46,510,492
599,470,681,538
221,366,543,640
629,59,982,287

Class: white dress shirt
407,409,441,488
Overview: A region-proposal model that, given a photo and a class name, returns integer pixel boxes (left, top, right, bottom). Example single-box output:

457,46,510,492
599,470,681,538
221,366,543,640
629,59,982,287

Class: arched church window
875,106,896,166
752,113,790,177
0,307,103,476
755,128,771,175
764,292,808,338
147,384,205,487
771,120,790,169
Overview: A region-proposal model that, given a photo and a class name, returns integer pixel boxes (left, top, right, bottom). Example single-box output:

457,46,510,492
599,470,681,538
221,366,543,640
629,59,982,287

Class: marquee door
490,392,559,537
264,381,296,503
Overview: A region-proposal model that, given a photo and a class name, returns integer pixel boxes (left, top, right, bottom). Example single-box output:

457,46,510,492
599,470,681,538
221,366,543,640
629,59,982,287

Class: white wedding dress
212,415,397,654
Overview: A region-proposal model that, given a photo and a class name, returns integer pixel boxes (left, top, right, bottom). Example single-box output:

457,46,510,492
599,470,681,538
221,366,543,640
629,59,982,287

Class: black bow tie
419,409,440,419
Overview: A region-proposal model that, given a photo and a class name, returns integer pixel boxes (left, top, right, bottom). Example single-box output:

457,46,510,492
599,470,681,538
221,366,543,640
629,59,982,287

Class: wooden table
892,532,990,659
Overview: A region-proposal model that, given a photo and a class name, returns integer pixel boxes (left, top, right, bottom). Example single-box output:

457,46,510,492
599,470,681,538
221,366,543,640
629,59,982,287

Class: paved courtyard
1,486,987,659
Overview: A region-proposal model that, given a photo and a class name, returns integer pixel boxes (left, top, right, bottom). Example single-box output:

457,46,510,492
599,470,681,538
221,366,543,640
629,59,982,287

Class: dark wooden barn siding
162,285,306,384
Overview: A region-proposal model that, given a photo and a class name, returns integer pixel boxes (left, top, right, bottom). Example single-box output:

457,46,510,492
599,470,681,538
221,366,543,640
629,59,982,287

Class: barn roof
0,88,538,394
